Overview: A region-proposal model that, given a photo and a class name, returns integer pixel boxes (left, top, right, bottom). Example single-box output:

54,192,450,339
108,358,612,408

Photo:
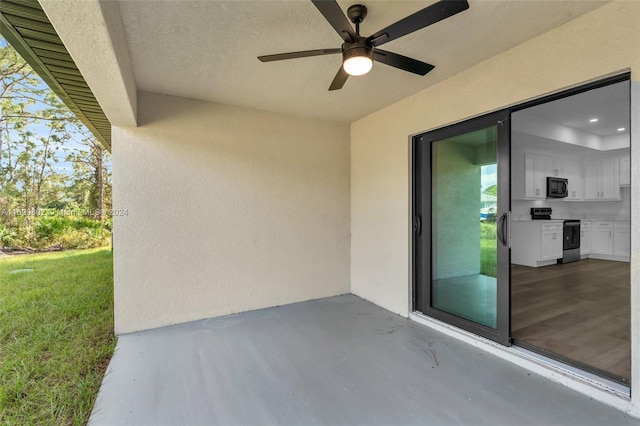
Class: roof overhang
1,0,138,151
0,0,112,149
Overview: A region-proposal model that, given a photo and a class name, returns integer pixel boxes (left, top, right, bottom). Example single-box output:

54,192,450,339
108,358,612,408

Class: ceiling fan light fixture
342,45,373,76
343,56,373,76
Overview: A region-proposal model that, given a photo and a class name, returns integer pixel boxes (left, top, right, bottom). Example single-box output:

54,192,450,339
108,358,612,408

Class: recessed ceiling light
589,118,599,123
617,127,626,132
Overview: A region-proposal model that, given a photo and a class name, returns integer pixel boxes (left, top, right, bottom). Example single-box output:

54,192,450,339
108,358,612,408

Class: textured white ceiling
117,0,608,123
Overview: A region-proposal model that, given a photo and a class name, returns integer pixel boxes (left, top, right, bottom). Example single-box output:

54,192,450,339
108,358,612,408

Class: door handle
414,215,422,236
497,213,508,246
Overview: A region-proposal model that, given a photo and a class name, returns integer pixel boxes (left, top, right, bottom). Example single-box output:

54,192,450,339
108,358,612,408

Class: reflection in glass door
413,111,510,345
431,131,498,328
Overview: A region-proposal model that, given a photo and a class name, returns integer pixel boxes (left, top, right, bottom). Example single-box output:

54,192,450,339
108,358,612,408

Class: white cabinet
511,221,563,267
524,153,548,199
564,158,583,200
580,221,591,256
584,158,620,201
583,159,599,200
547,157,564,177
588,220,630,262
541,223,564,261
601,158,620,199
620,155,630,186
591,221,614,255
614,222,631,257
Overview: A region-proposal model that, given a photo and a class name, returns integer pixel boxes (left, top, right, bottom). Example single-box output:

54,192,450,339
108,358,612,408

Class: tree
1,37,113,249
1,42,77,222
483,184,497,196
66,135,112,219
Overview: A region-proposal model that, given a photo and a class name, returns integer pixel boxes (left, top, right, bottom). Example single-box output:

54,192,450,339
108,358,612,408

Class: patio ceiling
2,1,611,129
0,0,111,149
105,0,607,123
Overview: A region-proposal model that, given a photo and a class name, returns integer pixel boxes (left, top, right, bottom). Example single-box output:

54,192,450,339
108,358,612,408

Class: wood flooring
511,259,630,382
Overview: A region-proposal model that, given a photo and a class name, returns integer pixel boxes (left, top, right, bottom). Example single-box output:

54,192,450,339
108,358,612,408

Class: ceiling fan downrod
347,4,367,36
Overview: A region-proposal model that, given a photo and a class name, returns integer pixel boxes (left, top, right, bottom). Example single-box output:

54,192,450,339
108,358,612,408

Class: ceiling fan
258,0,470,91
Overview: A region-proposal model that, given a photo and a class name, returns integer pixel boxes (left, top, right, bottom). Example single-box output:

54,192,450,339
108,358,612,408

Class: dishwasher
560,219,581,264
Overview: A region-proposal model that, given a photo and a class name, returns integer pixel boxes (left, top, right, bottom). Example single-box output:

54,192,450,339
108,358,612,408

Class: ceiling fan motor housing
342,39,374,62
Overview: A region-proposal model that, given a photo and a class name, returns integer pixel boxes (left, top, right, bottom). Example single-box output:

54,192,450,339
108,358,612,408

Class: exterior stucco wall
350,1,640,415
432,142,481,279
112,92,350,334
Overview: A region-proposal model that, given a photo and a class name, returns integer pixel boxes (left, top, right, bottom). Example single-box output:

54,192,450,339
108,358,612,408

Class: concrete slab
90,294,637,425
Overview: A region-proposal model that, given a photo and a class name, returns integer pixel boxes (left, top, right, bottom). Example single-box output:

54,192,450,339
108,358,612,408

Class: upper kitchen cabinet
619,150,630,186
584,157,620,200
547,157,564,177
524,152,547,199
563,158,583,200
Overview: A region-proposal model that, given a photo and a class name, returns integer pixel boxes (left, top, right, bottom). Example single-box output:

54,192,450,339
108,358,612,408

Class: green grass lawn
480,222,497,277
0,248,115,425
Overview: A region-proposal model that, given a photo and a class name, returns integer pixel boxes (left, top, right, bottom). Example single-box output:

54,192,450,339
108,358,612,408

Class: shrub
3,215,111,250
0,225,17,247
58,228,110,249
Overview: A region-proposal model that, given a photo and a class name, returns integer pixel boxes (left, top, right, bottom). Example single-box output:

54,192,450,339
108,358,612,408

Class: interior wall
112,92,350,334
350,1,639,414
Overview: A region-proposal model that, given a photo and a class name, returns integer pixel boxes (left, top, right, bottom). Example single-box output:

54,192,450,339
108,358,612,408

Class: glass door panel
431,127,498,328
413,110,510,345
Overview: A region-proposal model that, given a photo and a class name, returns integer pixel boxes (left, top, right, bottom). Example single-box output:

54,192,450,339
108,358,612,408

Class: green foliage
58,228,110,250
483,184,497,195
0,224,17,247
480,222,497,240
1,38,113,250
0,249,115,425
29,214,110,249
480,222,497,277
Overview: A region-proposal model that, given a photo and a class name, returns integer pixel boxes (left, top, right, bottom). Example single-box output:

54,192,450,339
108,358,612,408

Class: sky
481,164,497,192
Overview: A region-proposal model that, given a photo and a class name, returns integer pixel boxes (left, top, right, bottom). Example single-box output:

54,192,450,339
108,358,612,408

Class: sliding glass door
413,111,510,345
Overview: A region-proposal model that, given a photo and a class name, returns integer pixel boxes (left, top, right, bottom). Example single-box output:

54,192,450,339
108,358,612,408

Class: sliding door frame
412,71,631,352
413,109,511,346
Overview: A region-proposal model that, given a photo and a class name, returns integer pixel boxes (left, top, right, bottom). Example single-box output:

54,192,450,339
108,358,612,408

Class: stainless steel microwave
547,177,568,198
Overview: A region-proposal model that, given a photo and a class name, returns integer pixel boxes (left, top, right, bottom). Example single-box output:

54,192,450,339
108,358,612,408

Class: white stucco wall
350,0,640,415
112,92,350,334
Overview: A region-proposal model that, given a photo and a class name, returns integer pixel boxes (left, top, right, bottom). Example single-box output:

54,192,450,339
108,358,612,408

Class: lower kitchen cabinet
589,220,630,261
541,224,564,261
580,221,591,256
512,220,630,267
614,221,631,257
591,221,613,255
511,221,563,267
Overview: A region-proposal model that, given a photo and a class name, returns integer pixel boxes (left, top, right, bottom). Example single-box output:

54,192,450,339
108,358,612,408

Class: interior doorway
510,78,631,384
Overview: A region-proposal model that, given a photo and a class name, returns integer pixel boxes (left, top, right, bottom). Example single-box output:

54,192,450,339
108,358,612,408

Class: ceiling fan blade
373,50,434,76
258,48,341,62
329,66,349,91
311,0,357,43
368,0,469,47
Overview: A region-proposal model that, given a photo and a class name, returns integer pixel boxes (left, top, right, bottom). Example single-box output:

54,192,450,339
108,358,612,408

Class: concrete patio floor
90,294,637,425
